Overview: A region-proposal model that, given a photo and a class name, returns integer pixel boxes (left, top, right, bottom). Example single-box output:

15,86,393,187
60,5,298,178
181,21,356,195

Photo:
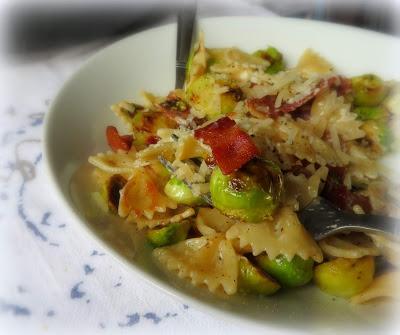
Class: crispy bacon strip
247,76,353,119
194,117,259,174
328,76,352,96
290,100,313,120
106,126,133,152
146,135,160,145
246,81,326,118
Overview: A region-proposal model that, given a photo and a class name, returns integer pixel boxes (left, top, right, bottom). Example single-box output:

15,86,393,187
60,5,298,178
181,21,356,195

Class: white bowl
44,17,400,334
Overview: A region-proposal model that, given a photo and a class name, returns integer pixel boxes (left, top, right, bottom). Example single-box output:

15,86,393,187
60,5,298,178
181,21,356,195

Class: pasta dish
87,35,400,303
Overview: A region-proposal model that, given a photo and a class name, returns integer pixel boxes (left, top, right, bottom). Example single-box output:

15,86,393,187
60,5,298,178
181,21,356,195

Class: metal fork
175,1,198,89
298,197,400,241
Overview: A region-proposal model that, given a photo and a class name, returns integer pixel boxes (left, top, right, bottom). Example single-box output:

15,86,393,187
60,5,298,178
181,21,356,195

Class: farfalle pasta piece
296,49,333,75
88,151,138,175
118,166,177,219
195,208,237,236
310,91,365,141
175,134,211,161
136,141,176,163
346,144,380,184
226,207,323,262
134,207,195,230
319,233,380,259
208,48,269,82
141,91,165,109
351,271,400,304
186,32,208,87
283,165,328,210
364,180,391,214
153,234,239,295
367,233,400,267
275,117,349,167
111,100,145,132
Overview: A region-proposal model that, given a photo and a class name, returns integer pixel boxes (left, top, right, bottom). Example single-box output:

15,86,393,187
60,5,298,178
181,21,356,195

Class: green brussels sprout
186,74,220,118
164,177,203,206
254,46,285,74
353,106,386,121
377,121,394,149
209,47,267,68
314,256,375,298
185,35,208,86
186,74,242,118
220,87,243,115
362,119,393,151
255,254,314,288
210,159,283,222
239,256,280,295
265,61,285,75
352,74,388,106
146,222,190,248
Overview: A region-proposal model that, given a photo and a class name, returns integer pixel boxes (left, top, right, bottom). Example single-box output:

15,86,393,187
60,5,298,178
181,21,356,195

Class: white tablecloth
0,2,281,334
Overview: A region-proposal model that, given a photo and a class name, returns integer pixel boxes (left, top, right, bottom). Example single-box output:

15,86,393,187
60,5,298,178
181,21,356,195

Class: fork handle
176,2,196,89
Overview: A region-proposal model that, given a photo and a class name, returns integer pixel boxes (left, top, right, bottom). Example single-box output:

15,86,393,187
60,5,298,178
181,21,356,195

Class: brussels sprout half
146,221,190,248
164,177,204,206
239,256,280,295
186,74,240,118
254,46,285,74
255,254,314,288
210,159,283,222
352,74,388,107
353,106,386,121
314,256,375,298
355,107,393,149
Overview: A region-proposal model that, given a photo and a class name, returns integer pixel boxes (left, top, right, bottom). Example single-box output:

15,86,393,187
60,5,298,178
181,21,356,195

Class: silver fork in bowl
175,1,198,89
298,196,400,241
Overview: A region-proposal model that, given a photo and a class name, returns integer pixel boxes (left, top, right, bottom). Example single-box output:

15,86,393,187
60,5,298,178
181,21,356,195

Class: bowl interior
44,17,400,334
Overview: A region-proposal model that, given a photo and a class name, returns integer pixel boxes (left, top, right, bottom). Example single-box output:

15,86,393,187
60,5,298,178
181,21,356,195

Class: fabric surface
0,2,277,335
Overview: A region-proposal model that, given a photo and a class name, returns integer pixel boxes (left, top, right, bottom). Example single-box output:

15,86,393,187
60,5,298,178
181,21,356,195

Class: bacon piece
246,77,346,119
246,80,328,119
322,166,372,214
290,100,313,120
194,117,259,174
328,76,352,96
106,126,133,152
195,117,235,140
246,95,279,118
146,135,160,145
